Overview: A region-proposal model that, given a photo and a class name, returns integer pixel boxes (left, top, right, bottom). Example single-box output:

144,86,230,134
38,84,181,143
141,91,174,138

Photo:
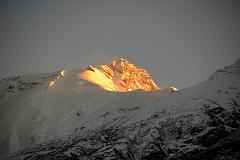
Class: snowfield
1,58,240,160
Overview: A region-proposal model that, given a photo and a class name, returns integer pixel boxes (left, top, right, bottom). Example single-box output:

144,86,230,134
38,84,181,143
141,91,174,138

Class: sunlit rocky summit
1,58,240,160
81,58,160,92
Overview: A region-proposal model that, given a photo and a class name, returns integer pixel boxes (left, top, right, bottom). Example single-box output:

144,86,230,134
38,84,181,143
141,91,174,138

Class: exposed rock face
80,59,160,91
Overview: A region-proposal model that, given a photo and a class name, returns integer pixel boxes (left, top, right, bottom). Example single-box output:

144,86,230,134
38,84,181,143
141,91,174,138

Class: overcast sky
1,0,239,88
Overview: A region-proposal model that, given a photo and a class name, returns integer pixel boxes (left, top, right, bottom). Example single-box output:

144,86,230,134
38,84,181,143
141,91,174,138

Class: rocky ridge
81,59,160,92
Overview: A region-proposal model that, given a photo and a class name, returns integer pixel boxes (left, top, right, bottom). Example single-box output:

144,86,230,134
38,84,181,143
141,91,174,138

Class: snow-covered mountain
0,59,175,157
1,58,240,160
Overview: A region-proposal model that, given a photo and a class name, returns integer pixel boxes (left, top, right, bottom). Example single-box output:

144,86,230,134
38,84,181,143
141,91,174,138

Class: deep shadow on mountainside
1,58,240,160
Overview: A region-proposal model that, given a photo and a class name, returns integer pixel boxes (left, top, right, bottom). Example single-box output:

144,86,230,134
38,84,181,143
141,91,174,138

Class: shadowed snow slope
1,58,240,160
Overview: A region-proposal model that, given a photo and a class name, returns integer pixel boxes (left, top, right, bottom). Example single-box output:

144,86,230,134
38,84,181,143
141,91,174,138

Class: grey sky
1,0,239,88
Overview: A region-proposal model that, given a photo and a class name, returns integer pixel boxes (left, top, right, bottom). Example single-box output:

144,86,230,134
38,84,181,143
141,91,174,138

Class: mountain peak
80,59,160,92
115,58,128,62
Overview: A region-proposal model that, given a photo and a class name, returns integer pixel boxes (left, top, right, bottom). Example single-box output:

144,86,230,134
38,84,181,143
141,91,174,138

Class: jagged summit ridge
80,58,160,92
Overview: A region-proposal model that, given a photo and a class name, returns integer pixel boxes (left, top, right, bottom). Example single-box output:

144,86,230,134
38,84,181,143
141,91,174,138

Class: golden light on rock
48,80,55,87
60,70,66,77
48,70,66,87
171,87,178,91
80,59,160,92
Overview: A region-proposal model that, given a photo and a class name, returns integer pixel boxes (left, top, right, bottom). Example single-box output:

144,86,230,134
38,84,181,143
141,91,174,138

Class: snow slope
1,58,240,160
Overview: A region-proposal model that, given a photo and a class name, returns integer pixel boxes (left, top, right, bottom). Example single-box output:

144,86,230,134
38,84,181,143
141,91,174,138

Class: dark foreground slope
2,58,240,160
